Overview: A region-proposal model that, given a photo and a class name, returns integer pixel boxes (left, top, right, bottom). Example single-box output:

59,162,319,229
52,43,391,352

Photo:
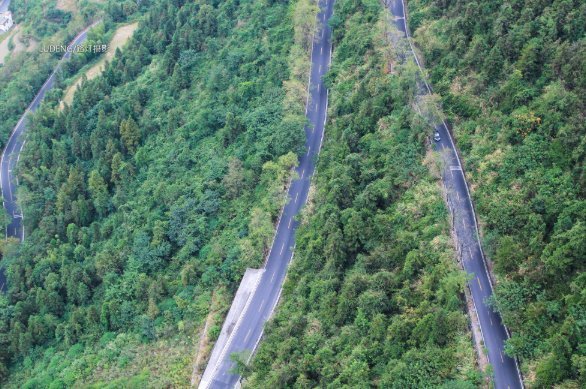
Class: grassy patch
61,22,138,107
56,0,78,14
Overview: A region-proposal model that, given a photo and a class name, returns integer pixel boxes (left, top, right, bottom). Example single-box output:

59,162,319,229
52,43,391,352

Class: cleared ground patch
61,22,138,107
56,0,78,13
0,29,14,64
0,26,38,65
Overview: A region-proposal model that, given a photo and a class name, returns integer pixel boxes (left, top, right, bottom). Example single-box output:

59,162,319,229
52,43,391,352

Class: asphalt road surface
387,1,524,388
0,0,9,13
0,25,93,290
199,1,334,387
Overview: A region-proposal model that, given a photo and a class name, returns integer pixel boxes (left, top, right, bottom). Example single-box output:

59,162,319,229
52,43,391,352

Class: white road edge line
397,0,524,386
0,22,99,243
206,1,336,386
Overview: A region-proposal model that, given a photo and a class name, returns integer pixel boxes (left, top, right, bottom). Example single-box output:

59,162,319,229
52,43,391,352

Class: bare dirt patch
191,287,230,387
0,30,14,64
191,293,217,387
56,0,77,13
0,26,38,65
61,22,138,107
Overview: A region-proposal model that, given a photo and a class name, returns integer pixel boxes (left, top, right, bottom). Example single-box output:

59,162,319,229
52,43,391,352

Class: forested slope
0,0,304,385
407,0,586,387
246,0,480,387
0,0,140,155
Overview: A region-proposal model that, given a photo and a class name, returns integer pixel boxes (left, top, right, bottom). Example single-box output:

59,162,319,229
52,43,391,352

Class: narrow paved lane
386,1,523,388
0,25,94,290
199,1,335,388
0,0,9,13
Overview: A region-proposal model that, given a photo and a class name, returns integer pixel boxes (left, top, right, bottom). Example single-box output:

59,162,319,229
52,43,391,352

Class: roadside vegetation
407,0,586,387
246,0,480,387
0,0,304,386
1,0,582,387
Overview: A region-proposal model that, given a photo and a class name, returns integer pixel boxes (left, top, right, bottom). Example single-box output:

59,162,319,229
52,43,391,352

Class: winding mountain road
387,1,524,388
0,24,94,289
199,1,334,387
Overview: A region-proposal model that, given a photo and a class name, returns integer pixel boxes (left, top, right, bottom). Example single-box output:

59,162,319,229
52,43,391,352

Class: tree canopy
0,0,302,385
246,0,479,386
408,0,586,386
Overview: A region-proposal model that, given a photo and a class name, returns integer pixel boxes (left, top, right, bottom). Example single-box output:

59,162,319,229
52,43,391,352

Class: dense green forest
0,0,304,385
408,0,585,387
0,0,142,154
246,0,480,387
2,0,583,387
10,0,74,38
10,0,140,39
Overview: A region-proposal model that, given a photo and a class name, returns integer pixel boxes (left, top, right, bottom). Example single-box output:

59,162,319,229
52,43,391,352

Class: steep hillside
0,0,141,154
408,0,585,387
0,0,303,385
246,0,480,386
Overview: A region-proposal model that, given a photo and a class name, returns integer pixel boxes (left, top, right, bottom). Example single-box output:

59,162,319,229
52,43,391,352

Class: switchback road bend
0,25,93,290
387,1,523,388
199,0,335,388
